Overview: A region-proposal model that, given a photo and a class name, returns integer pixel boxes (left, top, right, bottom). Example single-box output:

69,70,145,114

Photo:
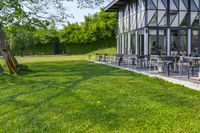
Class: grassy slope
0,56,200,132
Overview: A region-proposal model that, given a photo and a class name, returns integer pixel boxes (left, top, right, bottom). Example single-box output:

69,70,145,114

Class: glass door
171,30,179,55
149,29,157,55
149,29,167,55
179,30,188,56
191,30,199,56
158,29,167,55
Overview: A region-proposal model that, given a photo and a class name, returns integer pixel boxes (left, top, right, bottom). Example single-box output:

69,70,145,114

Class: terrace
92,54,200,90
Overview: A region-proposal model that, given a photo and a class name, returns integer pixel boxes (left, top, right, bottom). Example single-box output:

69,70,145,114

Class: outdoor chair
178,56,200,78
160,56,175,76
131,55,146,68
109,54,117,64
178,56,189,77
115,54,123,66
149,55,162,72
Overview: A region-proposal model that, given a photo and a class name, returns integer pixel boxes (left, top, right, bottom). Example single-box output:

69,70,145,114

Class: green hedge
12,37,116,55
65,38,116,55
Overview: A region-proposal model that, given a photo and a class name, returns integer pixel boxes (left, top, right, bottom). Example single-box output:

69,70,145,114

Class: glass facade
191,30,199,56
149,30,157,55
131,32,136,54
112,0,200,55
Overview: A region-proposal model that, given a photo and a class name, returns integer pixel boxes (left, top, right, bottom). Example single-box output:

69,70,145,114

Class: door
149,29,167,55
171,29,188,55
158,29,167,55
191,30,200,56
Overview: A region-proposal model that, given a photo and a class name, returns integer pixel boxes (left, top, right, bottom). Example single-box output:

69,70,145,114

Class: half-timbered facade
105,0,200,56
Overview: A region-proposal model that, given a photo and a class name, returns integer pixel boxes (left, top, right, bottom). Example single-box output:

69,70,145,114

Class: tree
59,9,116,45
0,0,104,74
6,24,36,57
34,25,63,54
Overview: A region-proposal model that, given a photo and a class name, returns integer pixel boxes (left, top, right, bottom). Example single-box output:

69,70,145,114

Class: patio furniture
131,55,147,68
115,54,124,66
149,55,179,75
179,56,200,79
149,55,162,72
96,53,104,61
161,55,179,76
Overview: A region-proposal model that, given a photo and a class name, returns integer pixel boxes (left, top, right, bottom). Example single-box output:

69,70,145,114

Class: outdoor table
160,55,180,76
181,56,200,80
131,55,146,68
149,55,179,74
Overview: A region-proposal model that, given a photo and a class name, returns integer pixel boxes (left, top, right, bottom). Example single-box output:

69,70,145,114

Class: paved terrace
89,60,200,91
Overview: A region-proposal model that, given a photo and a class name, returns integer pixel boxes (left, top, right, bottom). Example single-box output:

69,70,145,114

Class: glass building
105,0,200,56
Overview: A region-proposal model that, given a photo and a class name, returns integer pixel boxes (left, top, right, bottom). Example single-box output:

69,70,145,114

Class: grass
1,55,200,132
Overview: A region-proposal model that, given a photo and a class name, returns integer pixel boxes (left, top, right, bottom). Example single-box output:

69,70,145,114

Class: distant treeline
5,9,117,56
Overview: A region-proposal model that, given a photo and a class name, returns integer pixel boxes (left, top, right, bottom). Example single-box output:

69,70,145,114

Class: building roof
104,0,128,12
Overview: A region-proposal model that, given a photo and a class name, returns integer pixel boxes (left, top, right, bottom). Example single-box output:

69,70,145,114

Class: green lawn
1,55,200,132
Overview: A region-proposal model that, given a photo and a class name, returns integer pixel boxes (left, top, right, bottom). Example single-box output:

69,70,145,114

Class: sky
65,2,101,23
58,1,110,28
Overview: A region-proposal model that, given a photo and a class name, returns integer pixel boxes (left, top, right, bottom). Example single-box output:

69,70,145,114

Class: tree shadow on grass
1,60,200,131
0,60,127,131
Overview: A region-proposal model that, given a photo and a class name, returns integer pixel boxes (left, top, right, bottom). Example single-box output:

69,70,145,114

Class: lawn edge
87,59,200,91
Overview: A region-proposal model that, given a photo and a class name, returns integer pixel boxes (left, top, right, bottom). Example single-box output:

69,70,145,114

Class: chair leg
167,64,170,76
149,62,151,71
188,67,190,79
192,67,194,76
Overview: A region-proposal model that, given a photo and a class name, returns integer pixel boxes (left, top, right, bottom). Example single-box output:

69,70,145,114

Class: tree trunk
0,28,19,74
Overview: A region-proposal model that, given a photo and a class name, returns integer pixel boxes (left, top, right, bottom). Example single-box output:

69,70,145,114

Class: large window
117,35,122,54
138,30,144,55
149,29,167,55
131,32,136,54
170,30,188,55
130,1,137,30
124,5,129,32
191,30,199,56
118,9,123,33
159,30,167,55
171,30,179,55
180,30,188,55
137,0,145,28
147,0,167,27
149,30,157,55
179,0,189,27
124,34,129,54
191,12,199,28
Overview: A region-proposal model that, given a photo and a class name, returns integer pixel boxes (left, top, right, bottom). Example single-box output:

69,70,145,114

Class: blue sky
64,1,110,23
66,2,100,23
55,1,111,29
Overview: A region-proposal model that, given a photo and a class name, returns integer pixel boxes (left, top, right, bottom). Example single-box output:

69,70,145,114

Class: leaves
59,9,116,44
0,0,105,27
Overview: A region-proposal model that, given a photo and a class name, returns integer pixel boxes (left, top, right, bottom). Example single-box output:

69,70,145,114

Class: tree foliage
59,9,116,44
0,0,105,73
6,9,116,55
